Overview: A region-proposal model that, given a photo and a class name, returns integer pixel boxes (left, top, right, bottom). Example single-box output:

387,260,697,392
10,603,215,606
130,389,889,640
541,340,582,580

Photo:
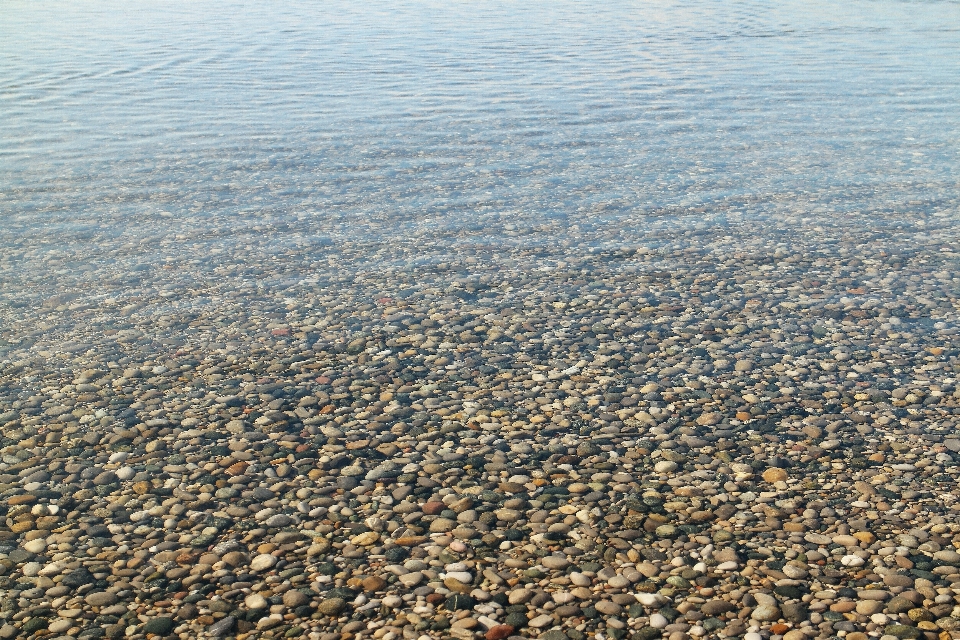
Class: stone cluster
2,212,960,640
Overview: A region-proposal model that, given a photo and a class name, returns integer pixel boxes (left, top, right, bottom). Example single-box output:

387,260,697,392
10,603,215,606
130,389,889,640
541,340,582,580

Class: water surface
1,0,959,347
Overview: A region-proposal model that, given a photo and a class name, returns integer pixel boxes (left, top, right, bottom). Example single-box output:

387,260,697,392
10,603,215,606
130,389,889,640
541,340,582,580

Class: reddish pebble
485,625,515,640
316,376,330,384
426,593,444,605
422,501,445,515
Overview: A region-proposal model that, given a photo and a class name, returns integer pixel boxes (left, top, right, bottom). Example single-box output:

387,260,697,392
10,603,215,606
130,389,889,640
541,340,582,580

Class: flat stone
398,571,424,587
429,517,456,532
22,538,46,554
282,590,310,608
542,556,570,570
762,468,787,483
251,554,278,571
362,576,387,591
485,625,515,640
208,617,236,637
884,624,922,639
883,574,914,588
351,531,379,546
245,594,268,609
85,592,118,607
143,617,175,636
317,598,346,616
528,614,555,628
423,501,445,515
701,600,736,616
595,601,622,616
751,604,780,621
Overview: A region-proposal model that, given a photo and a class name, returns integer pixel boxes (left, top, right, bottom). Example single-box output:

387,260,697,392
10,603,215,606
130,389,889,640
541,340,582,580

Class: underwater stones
1,163,958,640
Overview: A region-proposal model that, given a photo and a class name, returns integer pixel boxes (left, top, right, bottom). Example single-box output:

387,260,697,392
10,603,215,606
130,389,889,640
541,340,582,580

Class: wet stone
85,592,118,607
317,598,346,616
207,615,236,636
884,625,923,639
143,617,175,635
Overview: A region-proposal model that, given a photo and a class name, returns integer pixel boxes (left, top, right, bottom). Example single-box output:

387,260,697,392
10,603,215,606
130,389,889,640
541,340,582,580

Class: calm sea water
2,0,959,304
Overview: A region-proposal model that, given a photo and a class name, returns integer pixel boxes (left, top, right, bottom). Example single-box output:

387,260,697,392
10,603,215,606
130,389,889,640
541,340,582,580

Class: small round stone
761,468,788,483
250,554,278,571
317,598,347,616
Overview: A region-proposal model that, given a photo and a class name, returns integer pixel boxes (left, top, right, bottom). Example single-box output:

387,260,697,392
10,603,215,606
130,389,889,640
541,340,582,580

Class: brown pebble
762,468,788,483
423,501,445,515
362,576,387,591
485,625,516,640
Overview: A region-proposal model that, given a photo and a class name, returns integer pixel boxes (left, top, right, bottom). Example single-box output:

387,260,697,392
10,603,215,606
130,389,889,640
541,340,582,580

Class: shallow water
5,4,960,631
1,0,960,346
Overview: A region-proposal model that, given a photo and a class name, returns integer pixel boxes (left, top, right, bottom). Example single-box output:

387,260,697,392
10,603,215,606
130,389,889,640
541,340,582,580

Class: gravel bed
2,213,960,640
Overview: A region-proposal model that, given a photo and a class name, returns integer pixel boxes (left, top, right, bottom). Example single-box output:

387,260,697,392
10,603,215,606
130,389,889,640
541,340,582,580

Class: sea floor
2,206,960,640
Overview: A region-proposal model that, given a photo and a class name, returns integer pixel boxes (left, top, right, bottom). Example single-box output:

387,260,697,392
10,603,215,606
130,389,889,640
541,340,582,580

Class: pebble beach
3,2,960,640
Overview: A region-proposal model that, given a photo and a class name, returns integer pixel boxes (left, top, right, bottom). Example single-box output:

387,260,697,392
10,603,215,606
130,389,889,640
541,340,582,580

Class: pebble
208,616,236,637
398,571,424,587
650,613,669,629
84,592,118,607
529,614,555,628
752,603,781,621
21,538,45,554
250,553,278,571
318,598,347,616
761,467,788,483
245,593,268,610
485,625,515,640
595,600,622,616
283,589,310,607
143,617,175,636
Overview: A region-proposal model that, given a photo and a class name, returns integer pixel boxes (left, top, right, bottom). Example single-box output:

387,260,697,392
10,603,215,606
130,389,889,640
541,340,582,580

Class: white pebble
840,554,864,567
654,460,678,473
382,595,403,608
649,613,668,629
635,593,665,606
23,538,46,553
250,553,277,571
445,571,473,583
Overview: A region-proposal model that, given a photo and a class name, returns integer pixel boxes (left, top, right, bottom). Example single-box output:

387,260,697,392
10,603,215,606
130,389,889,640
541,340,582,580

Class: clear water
2,0,960,345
